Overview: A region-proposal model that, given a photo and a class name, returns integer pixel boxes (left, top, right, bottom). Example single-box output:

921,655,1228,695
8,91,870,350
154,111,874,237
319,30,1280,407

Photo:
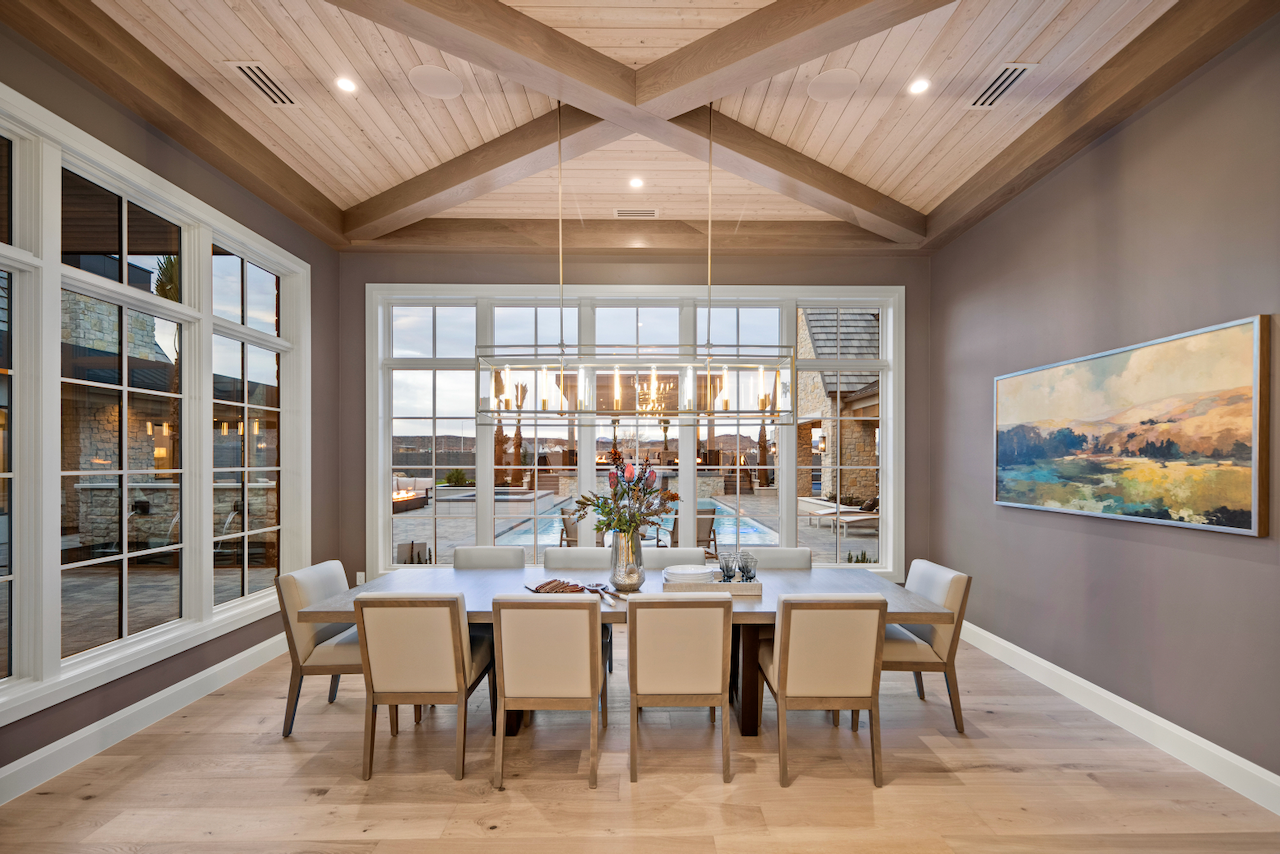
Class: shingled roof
802,308,879,399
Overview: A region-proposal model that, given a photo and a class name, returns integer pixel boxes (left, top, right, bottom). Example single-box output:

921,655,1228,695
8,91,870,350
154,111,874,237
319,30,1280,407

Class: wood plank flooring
3,632,1278,852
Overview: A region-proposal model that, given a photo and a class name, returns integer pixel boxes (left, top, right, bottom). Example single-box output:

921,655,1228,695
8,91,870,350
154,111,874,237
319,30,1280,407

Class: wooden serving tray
662,580,763,596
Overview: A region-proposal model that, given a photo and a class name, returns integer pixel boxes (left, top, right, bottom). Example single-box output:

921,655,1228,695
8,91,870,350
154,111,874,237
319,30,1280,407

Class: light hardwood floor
3,632,1278,853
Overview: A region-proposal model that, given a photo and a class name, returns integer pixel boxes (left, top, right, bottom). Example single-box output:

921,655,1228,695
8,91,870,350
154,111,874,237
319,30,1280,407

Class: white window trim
0,81,311,727
366,283,905,582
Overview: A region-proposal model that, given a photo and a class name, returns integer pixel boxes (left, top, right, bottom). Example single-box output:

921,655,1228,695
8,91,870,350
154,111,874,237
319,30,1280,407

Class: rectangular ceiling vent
614,208,659,219
227,62,298,107
968,63,1036,110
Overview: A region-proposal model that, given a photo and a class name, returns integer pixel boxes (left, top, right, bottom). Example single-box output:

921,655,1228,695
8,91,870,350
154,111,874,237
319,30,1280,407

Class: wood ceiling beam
343,107,629,240
330,0,928,242
347,218,902,254
636,0,954,118
924,0,1280,252
0,0,348,247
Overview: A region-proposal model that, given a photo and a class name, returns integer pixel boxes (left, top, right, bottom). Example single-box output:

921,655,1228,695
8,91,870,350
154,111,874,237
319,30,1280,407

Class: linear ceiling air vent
227,62,298,107
968,63,1036,110
614,208,659,219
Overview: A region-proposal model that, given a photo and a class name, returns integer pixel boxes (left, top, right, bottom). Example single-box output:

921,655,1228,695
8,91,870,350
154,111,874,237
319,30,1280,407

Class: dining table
297,565,954,737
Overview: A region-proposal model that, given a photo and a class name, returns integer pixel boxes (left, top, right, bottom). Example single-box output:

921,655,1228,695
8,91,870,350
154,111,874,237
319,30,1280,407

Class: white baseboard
961,622,1280,816
0,634,287,806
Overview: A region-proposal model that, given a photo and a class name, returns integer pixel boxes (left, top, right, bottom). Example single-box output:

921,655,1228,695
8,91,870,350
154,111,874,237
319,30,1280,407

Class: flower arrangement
572,448,678,535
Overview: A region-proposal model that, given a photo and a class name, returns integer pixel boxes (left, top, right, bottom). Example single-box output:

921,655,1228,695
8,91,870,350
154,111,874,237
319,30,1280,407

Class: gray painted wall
336,253,933,578
930,18,1280,774
0,24,339,761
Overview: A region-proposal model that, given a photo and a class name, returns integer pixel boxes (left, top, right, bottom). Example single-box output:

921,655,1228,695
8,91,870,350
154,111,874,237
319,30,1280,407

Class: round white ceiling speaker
807,68,861,103
409,65,463,99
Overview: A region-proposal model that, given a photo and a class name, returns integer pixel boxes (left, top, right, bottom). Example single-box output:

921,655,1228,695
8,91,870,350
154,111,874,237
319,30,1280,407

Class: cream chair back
494,594,600,699
628,593,731,695
276,560,350,663
452,546,525,569
641,547,706,570
776,594,886,698
543,547,612,571
355,593,469,694
750,548,811,570
903,560,970,659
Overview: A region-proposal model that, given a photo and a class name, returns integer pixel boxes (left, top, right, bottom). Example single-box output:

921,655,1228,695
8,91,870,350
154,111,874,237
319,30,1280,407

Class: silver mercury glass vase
609,530,645,592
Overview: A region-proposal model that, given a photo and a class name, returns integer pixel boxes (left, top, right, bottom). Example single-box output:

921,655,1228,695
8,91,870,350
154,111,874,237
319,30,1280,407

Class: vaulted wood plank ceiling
10,0,1271,251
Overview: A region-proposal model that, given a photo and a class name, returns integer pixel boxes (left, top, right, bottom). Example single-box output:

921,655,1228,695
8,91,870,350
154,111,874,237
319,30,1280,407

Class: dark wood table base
733,624,763,736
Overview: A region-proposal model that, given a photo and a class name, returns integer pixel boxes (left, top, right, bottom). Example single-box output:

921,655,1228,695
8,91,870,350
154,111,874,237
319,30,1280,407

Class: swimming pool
495,498,779,547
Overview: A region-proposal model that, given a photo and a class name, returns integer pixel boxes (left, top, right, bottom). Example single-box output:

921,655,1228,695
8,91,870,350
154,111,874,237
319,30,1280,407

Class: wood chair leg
914,671,925,700
721,698,731,784
414,705,422,724
629,698,639,783
600,673,608,729
603,624,613,674
283,669,303,737
493,698,507,789
488,667,497,736
389,704,399,737
710,706,716,722
851,709,860,730
454,699,468,780
362,699,377,781
758,670,766,724
832,710,839,727
589,705,600,789
328,674,341,703
945,663,965,733
870,701,883,788
777,697,789,787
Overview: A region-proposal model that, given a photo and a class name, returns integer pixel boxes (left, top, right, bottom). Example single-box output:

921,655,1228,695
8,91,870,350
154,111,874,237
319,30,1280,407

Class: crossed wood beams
5,0,1277,251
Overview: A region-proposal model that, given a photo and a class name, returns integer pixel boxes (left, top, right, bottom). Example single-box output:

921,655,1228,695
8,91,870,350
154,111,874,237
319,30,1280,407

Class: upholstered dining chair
641,547,707,571
663,515,718,557
353,592,495,780
492,594,607,789
881,559,972,733
452,546,525,569
275,560,362,737
627,593,734,782
542,546,615,673
750,547,812,570
758,593,887,787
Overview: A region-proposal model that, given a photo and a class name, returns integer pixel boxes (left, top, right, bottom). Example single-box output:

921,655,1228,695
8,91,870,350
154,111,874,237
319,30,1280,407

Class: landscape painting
995,317,1269,536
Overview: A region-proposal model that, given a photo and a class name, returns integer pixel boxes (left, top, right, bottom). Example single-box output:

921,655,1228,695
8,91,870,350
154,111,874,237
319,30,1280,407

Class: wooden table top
298,566,954,626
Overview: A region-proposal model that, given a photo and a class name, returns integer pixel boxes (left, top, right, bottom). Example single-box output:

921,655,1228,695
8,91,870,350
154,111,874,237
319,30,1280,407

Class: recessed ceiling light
909,79,930,95
409,64,464,99
808,68,861,103
335,77,356,93
629,178,644,188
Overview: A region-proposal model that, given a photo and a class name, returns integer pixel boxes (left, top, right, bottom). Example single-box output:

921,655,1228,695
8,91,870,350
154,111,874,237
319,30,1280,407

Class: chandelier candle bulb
614,365,621,409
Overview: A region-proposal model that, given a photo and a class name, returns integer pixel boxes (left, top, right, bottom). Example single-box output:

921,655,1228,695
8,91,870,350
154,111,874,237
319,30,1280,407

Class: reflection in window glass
246,261,279,336
62,170,122,281
128,477,181,550
61,386,121,471
62,562,122,656
248,531,278,594
62,291,121,384
128,312,180,393
127,203,181,302
434,306,475,357
392,306,432,357
212,245,242,324
128,549,181,634
213,404,244,468
247,409,279,468
246,345,279,407
60,476,122,564
212,336,243,402
128,393,180,471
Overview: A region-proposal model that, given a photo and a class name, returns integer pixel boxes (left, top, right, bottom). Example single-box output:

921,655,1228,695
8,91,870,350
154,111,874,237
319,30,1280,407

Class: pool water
495,498,779,547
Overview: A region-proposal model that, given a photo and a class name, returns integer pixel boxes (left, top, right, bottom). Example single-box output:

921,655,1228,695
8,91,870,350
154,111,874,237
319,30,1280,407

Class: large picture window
371,289,902,576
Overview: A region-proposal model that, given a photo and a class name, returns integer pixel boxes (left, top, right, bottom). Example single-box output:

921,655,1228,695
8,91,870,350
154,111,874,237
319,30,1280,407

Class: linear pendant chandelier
475,103,795,424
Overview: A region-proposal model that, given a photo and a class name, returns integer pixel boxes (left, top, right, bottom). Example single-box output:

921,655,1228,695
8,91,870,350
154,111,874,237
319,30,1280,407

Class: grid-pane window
689,306,781,552
212,245,278,336
213,336,280,604
390,305,477,565
60,289,182,657
62,170,181,303
0,272,11,677
796,308,881,564
491,306,582,563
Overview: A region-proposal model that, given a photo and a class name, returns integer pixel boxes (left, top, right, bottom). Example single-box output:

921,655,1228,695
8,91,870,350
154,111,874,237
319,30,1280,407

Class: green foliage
853,550,872,564
445,469,467,487
573,449,678,535
154,255,180,303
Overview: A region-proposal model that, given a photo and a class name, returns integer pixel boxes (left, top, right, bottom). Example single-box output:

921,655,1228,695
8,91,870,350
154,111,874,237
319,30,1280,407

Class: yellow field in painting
1002,457,1252,524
